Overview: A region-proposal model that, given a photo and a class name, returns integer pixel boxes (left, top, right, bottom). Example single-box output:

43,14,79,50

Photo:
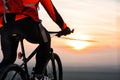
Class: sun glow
67,34,92,50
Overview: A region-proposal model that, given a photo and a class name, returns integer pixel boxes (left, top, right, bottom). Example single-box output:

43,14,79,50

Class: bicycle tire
45,53,63,80
0,64,27,80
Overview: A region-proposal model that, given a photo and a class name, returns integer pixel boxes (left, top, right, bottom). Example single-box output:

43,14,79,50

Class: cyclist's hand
56,27,72,37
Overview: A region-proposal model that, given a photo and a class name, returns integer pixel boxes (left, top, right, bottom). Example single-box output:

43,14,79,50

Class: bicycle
0,30,73,80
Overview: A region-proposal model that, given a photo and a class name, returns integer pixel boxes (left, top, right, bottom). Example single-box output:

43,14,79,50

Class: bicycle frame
19,38,38,79
15,32,58,79
0,30,74,80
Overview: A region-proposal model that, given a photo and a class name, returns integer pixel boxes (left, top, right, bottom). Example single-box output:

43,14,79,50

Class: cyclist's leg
14,17,51,75
34,25,51,75
0,14,19,69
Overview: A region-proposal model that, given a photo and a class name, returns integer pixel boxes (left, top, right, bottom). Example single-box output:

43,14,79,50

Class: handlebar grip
56,29,74,37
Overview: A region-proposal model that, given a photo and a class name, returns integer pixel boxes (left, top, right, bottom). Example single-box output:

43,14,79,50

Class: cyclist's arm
40,0,67,30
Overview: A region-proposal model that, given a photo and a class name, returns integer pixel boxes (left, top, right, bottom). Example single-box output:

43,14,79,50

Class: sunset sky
0,0,120,71
38,0,120,71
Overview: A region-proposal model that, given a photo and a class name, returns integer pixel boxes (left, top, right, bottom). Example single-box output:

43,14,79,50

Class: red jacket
0,0,67,29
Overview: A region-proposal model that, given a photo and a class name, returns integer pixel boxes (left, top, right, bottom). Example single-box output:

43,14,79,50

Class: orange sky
38,0,120,70
0,0,119,71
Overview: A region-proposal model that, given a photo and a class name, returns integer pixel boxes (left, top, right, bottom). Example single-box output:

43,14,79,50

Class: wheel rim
45,59,60,80
3,70,23,80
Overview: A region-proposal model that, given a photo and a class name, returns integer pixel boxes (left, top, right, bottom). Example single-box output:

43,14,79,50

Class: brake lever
71,29,74,33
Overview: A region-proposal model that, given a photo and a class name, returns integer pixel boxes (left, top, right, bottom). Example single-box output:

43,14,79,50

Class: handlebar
49,29,74,37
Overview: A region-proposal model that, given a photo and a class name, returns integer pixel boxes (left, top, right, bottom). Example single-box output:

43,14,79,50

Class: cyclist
0,0,71,79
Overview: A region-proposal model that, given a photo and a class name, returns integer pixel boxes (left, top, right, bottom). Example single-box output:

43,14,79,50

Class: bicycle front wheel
45,53,63,80
0,64,27,80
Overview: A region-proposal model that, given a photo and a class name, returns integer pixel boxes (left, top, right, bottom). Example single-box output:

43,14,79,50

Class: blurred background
0,0,120,80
